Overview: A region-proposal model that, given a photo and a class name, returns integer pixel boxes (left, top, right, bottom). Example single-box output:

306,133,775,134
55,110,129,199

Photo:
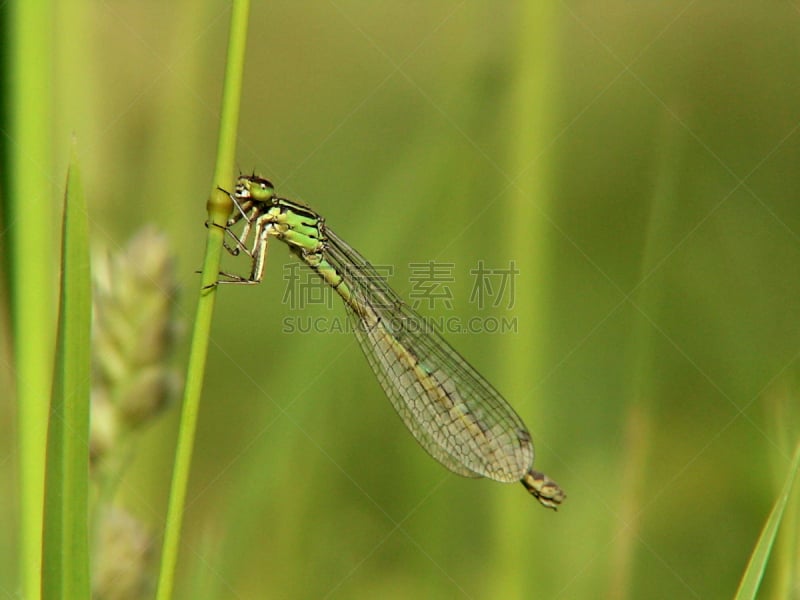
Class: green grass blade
734,440,800,600
5,2,57,598
41,157,91,599
155,1,250,598
492,1,558,595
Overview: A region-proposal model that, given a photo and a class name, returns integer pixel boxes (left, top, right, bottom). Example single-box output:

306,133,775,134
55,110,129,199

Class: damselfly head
235,174,275,203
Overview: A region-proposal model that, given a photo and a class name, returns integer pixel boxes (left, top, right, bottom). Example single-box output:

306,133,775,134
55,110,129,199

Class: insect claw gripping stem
215,271,259,285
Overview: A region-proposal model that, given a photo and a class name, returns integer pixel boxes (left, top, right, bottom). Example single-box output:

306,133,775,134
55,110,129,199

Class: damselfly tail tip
521,469,566,511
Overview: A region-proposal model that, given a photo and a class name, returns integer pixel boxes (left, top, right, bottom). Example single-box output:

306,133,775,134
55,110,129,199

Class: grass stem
155,2,251,598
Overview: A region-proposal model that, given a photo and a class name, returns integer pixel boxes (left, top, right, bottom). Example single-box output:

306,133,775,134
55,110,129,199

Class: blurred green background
2,1,800,598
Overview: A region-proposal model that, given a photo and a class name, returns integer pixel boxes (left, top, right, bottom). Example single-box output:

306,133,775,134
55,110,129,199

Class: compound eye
241,175,273,201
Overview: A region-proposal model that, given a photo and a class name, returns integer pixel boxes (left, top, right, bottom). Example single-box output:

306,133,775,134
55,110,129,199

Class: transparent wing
322,227,534,483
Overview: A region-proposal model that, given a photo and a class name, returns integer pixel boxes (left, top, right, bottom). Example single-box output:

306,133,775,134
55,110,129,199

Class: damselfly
218,174,565,510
